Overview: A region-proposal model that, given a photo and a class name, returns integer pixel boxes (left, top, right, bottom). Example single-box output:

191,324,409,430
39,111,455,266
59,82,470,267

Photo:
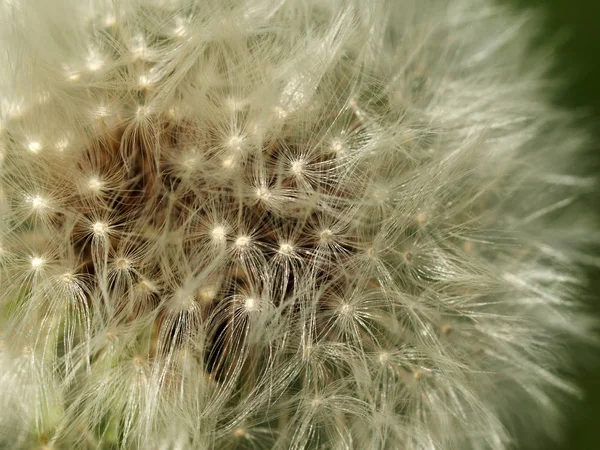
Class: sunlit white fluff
0,0,596,448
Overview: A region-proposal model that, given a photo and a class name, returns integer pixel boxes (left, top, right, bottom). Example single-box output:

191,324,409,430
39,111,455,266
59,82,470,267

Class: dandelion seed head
26,140,42,153
278,242,294,255
132,356,146,372
330,138,345,155
92,104,111,119
129,35,148,60
92,221,108,236
210,225,227,242
319,229,333,243
227,135,244,151
170,290,198,312
225,97,245,112
290,159,305,177
3,99,25,119
199,285,217,303
378,351,389,365
87,177,104,192
255,187,271,202
65,70,81,82
37,91,51,104
115,257,130,270
234,235,251,249
85,50,104,72
137,278,157,293
365,246,377,259
136,105,150,119
221,156,235,169
243,296,257,312
103,14,116,28
172,17,188,37
138,75,152,88
371,186,389,204
0,1,595,449
339,303,352,315
27,194,47,210
60,272,74,283
55,138,69,152
272,106,287,120
30,256,44,269
310,396,323,410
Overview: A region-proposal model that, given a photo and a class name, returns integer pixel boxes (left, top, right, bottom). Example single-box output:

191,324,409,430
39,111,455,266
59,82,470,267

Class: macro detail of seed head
0,0,596,449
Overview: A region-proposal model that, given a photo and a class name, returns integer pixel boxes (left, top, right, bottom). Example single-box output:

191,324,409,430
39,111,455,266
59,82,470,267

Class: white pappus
0,0,597,449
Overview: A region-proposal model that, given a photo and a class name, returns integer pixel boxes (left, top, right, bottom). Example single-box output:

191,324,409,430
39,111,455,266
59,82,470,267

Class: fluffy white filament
0,0,596,449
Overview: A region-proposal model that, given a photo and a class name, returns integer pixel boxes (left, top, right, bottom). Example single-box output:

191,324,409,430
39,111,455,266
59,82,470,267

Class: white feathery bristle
0,0,596,449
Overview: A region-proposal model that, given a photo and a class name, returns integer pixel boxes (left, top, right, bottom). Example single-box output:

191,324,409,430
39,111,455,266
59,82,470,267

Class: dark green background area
512,0,600,119
508,1,600,449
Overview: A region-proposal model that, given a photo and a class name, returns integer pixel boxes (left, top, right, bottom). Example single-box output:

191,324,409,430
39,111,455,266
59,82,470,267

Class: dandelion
0,0,597,449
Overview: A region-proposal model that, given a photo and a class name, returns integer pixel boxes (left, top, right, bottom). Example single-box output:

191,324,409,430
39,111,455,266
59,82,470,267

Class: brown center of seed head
67,105,371,380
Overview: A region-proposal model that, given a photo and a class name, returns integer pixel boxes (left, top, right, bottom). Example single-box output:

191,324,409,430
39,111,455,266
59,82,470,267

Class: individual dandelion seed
0,0,597,449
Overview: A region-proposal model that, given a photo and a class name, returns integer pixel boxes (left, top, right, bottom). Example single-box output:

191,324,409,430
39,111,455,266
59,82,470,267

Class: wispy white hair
0,0,596,448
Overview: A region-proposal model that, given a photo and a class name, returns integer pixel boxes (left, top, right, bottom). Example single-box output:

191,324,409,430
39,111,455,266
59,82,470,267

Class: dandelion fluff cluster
0,0,596,448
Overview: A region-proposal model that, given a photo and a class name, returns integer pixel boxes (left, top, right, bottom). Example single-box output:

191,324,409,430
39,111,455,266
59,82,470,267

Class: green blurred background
509,1,600,449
